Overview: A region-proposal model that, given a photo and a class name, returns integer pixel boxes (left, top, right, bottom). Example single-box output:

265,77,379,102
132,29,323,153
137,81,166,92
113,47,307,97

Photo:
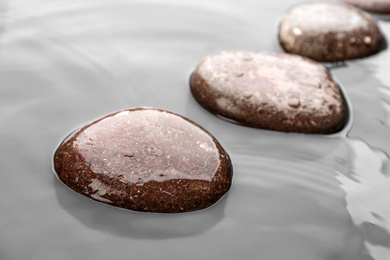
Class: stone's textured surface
190,51,348,134
278,2,384,62
54,108,232,213
341,0,390,14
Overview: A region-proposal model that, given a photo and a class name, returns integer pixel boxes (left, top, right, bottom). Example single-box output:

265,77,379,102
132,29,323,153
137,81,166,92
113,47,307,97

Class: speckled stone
278,2,384,62
54,108,232,213
190,51,348,134
341,0,390,14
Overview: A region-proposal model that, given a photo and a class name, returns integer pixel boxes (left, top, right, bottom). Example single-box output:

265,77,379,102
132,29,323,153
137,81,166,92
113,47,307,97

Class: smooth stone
190,51,348,134
278,2,385,62
341,0,390,14
54,108,232,213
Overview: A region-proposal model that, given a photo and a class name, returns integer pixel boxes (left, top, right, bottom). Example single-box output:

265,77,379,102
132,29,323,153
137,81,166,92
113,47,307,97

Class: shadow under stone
54,177,228,240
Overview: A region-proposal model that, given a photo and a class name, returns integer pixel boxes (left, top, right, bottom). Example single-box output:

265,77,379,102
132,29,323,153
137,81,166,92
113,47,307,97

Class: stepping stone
54,108,233,213
190,51,348,134
341,0,390,14
278,2,384,62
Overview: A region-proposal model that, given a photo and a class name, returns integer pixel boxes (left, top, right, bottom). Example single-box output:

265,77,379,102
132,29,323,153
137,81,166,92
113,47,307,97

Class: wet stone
341,0,390,14
54,108,232,213
278,2,385,62
190,51,348,134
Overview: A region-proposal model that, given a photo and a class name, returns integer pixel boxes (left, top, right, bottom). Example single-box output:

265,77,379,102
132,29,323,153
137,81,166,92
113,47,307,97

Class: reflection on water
54,178,229,239
336,140,390,260
332,62,390,156
0,0,390,259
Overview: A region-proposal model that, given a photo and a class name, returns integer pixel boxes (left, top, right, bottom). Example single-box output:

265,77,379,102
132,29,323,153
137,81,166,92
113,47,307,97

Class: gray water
1,0,390,259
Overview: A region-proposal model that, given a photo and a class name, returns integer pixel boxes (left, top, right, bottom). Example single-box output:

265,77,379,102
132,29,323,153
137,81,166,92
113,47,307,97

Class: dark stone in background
279,2,385,62
341,0,390,14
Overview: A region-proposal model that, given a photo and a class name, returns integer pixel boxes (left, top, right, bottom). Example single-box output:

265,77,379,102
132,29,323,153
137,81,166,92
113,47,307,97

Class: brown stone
341,0,390,14
190,51,348,134
278,2,385,62
54,108,232,213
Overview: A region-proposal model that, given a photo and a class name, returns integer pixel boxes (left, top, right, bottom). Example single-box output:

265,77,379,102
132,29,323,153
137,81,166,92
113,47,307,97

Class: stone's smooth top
279,2,384,62
54,108,232,213
190,51,348,134
341,0,390,14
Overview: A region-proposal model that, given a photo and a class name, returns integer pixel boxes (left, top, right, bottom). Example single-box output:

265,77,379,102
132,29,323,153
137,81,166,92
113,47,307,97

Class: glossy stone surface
341,0,390,14
190,51,348,134
278,2,384,62
54,108,232,213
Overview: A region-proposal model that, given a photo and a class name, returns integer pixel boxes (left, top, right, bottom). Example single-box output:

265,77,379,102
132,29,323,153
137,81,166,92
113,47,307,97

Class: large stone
54,108,232,213
278,2,384,62
190,51,348,134
341,0,390,14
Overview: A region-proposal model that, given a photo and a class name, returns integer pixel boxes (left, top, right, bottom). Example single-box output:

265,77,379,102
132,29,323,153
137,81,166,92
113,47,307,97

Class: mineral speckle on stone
278,2,385,62
54,108,232,213
190,51,348,134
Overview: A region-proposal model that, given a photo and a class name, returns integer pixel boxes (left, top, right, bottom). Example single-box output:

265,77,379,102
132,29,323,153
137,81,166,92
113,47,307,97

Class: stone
278,2,385,62
341,0,390,14
190,51,348,134
54,108,232,213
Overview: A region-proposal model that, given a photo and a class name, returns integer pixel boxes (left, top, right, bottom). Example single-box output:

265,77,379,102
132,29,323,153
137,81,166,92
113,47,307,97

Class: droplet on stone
190,51,348,134
292,27,302,35
364,36,372,45
288,97,301,108
53,108,233,213
242,54,253,61
278,2,385,62
340,0,390,14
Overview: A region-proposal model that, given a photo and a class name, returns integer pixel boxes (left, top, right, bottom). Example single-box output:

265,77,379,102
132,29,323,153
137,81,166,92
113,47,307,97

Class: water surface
1,0,390,259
